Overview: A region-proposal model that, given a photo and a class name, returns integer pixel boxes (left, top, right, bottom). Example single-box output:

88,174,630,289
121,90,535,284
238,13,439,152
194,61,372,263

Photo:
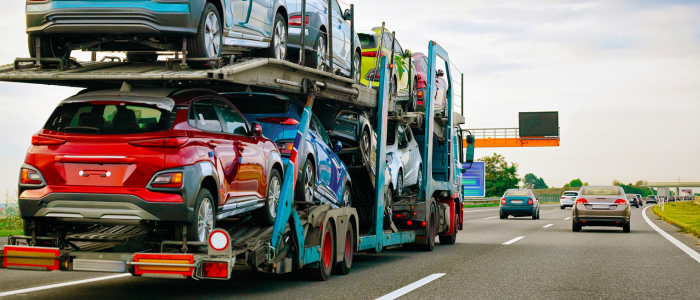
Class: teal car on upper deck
26,0,289,62
499,189,540,219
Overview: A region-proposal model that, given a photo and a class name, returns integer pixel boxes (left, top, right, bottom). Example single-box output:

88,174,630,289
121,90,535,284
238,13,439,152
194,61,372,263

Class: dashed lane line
642,206,700,264
0,273,131,297
483,216,498,219
375,273,446,300
502,236,525,245
564,217,571,220
543,224,554,228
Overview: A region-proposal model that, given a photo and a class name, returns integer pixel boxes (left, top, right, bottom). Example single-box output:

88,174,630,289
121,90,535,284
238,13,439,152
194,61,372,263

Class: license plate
571,197,576,200
511,200,523,204
592,204,609,209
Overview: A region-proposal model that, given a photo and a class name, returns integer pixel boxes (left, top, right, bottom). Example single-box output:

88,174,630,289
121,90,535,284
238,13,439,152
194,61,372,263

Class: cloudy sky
0,0,698,195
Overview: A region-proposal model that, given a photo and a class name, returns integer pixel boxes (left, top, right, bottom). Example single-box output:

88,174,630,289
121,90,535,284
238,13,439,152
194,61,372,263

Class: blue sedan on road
500,189,540,219
223,93,352,209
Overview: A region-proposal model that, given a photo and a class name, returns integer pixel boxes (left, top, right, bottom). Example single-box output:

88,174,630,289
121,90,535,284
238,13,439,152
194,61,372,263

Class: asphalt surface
1,203,700,299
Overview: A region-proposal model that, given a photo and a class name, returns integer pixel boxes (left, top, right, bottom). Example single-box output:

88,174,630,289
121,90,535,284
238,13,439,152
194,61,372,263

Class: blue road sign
462,162,485,197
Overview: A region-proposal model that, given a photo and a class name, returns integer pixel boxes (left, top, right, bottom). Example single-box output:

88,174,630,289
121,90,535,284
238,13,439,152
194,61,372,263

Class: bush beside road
652,202,700,238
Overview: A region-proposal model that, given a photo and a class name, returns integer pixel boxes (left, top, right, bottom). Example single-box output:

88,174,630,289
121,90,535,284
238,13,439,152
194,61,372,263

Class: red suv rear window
44,102,172,134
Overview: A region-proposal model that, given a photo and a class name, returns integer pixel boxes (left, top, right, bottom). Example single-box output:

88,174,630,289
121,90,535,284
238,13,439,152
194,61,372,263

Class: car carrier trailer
0,41,475,281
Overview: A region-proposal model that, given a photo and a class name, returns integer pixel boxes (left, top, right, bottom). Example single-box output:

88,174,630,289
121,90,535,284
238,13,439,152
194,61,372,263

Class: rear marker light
151,172,183,188
407,220,413,226
2,246,59,271
20,169,43,184
422,221,427,227
202,261,229,279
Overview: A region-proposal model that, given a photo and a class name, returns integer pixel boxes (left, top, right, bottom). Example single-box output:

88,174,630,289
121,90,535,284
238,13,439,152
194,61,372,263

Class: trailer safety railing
464,128,560,148
450,62,463,116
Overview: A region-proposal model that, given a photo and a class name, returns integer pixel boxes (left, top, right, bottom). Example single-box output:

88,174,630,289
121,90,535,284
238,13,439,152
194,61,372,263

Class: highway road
1,204,700,299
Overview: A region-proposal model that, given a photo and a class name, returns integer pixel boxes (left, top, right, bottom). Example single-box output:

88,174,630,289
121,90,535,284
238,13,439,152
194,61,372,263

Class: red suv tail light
528,198,533,205
575,198,588,205
362,51,386,57
129,137,188,148
256,117,299,125
20,168,43,184
31,134,66,146
289,15,309,26
275,141,294,154
150,172,183,188
614,199,627,205
501,198,506,205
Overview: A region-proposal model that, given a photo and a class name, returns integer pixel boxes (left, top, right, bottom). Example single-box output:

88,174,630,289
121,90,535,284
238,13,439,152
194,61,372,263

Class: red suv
18,87,284,243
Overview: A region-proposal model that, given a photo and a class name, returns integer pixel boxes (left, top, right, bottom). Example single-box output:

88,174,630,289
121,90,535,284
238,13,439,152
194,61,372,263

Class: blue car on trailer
500,189,540,219
223,92,352,209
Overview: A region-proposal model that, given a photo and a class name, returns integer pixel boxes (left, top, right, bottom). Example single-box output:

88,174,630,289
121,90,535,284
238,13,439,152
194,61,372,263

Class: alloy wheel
204,12,221,58
360,130,370,164
316,35,327,71
273,20,287,59
268,175,281,218
353,55,361,83
396,174,403,197
197,198,214,242
304,163,315,202
417,168,423,191
343,188,351,207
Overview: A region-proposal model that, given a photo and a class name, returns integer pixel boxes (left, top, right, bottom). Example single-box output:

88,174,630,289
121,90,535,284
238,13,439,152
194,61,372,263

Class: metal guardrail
465,128,560,140
464,195,562,205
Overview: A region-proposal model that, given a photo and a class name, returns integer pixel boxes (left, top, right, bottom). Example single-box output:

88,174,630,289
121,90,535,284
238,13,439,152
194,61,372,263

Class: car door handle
207,141,219,148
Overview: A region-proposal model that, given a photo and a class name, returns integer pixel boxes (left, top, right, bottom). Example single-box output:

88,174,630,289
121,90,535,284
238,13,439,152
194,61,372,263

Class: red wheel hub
322,230,332,269
344,232,353,262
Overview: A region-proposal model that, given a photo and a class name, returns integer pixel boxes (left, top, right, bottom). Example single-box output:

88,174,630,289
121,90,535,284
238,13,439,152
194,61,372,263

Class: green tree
534,177,548,189
612,179,621,186
523,173,537,189
569,179,583,188
479,153,520,197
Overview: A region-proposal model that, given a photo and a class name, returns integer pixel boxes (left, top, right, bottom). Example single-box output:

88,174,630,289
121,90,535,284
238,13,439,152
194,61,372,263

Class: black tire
252,168,281,226
341,183,352,208
266,13,287,60
411,167,423,192
439,213,458,245
359,128,371,166
126,52,158,63
623,222,631,233
499,211,505,219
352,52,362,83
187,3,222,60
28,35,69,59
332,224,355,275
572,221,582,232
419,203,436,251
184,188,216,243
308,30,328,71
532,212,537,220
394,171,404,198
304,222,335,281
636,204,639,208
298,159,316,204
388,77,398,111
560,206,564,210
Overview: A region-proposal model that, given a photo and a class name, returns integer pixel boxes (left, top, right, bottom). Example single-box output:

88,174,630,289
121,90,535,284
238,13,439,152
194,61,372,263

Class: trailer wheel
332,224,355,275
304,222,335,281
439,213,458,245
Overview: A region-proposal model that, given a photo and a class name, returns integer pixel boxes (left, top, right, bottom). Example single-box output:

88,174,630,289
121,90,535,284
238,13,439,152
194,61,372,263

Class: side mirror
333,141,343,152
436,69,445,77
343,9,352,21
404,49,412,58
465,134,475,163
252,123,263,137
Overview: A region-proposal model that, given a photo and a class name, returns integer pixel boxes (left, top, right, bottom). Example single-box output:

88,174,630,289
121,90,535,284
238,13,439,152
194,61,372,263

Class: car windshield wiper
63,126,101,133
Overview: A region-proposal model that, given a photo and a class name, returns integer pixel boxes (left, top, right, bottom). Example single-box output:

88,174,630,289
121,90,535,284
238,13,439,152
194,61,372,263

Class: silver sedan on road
572,186,631,233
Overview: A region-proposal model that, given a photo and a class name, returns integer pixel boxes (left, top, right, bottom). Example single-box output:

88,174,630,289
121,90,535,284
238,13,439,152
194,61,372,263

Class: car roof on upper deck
64,88,221,109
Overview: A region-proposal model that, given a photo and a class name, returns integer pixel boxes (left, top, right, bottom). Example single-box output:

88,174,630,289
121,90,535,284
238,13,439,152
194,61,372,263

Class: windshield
580,187,622,196
563,192,578,196
505,190,531,197
44,102,171,134
359,33,377,49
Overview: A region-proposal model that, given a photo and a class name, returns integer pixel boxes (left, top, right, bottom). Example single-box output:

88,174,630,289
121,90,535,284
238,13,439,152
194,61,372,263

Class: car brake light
289,15,309,26
528,198,533,205
202,261,228,278
275,141,293,154
561,197,565,199
151,172,183,188
21,169,43,184
256,117,299,125
407,220,413,226
501,198,506,205
421,221,427,227
575,198,588,205
614,199,627,205
31,134,66,145
129,137,188,148
362,51,386,57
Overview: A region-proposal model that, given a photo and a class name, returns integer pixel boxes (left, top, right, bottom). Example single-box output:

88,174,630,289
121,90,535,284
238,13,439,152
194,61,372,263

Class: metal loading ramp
0,58,379,108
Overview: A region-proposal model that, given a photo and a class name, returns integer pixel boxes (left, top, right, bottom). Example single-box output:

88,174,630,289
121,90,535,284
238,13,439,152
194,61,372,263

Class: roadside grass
0,191,23,237
464,203,498,208
652,202,700,237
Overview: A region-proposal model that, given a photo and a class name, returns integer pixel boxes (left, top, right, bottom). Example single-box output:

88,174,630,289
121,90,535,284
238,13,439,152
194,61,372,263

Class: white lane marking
642,206,700,264
543,224,554,228
0,273,131,297
375,273,446,300
564,217,571,220
483,216,498,219
502,236,525,245
464,209,498,213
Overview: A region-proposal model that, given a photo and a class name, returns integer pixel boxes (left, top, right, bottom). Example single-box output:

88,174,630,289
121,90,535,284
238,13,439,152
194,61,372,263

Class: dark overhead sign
519,112,558,137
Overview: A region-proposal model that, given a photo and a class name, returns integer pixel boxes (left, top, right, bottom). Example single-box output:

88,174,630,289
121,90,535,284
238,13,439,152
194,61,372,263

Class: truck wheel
439,213,458,245
126,52,158,63
266,13,287,60
419,203,436,251
252,168,281,226
188,3,222,59
304,222,335,281
332,224,354,275
185,188,216,242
